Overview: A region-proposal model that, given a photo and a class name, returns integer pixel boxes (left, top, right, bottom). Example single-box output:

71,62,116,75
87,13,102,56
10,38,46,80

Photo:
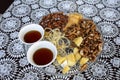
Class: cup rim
27,41,57,67
18,23,44,45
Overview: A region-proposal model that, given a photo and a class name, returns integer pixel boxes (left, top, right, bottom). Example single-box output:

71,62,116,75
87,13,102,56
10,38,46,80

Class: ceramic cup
27,41,57,67
18,24,44,45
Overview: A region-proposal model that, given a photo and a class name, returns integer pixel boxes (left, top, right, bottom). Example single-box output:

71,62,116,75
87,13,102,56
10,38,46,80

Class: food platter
38,12,103,75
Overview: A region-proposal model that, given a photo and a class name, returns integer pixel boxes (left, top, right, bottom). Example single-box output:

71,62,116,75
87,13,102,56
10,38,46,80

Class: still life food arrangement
39,12,103,74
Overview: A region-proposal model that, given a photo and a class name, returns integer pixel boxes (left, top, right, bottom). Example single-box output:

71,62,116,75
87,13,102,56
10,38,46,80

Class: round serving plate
25,13,104,76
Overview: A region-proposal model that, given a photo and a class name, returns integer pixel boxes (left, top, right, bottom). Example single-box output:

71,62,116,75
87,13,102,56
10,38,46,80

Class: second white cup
27,41,57,67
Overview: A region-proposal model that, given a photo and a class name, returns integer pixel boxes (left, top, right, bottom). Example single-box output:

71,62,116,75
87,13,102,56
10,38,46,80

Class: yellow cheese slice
80,57,89,66
73,47,81,61
74,52,81,61
66,53,76,66
73,47,79,53
61,60,67,68
73,37,83,46
62,66,70,74
57,55,66,64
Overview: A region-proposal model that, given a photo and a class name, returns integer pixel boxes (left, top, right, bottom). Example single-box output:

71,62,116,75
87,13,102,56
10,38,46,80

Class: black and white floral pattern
100,40,116,58
102,0,120,8
0,18,21,32
85,60,114,80
100,8,120,21
76,0,84,5
10,31,19,39
83,0,100,4
92,16,102,22
110,57,120,68
50,8,59,13
0,50,6,58
39,0,57,8
72,74,86,80
116,68,120,79
50,75,70,80
22,0,38,5
0,33,9,48
13,0,21,6
116,20,120,27
31,9,49,21
114,36,120,45
97,22,119,38
7,39,25,58
2,12,11,18
17,66,45,80
58,1,77,12
44,65,57,74
31,4,39,9
22,16,30,23
19,57,29,67
0,0,119,79
12,4,31,17
78,4,98,17
96,3,105,9
0,58,18,80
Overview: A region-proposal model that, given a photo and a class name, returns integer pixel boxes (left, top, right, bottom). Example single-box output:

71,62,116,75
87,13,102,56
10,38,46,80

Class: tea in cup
19,24,44,45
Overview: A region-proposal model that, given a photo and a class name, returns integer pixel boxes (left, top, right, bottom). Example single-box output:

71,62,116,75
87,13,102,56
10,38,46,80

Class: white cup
18,24,44,45
27,41,57,67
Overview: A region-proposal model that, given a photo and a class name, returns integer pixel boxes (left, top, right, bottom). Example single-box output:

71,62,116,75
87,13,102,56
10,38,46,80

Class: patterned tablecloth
0,0,120,80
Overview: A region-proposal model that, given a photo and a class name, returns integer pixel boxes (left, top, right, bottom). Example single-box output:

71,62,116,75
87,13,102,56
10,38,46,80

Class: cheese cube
57,55,66,64
61,60,67,68
73,37,83,46
74,53,81,61
62,66,70,74
80,57,89,66
73,47,79,53
66,53,76,66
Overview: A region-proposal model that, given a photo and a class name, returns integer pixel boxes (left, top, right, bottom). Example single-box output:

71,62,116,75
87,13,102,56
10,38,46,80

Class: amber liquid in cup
27,41,57,67
19,24,44,45
24,30,41,43
33,48,53,65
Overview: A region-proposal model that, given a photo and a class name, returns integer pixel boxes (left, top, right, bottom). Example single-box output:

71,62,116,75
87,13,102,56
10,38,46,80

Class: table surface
0,0,120,80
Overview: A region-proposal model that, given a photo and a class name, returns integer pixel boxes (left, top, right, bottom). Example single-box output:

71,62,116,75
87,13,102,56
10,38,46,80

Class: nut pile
64,19,103,62
40,12,68,30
